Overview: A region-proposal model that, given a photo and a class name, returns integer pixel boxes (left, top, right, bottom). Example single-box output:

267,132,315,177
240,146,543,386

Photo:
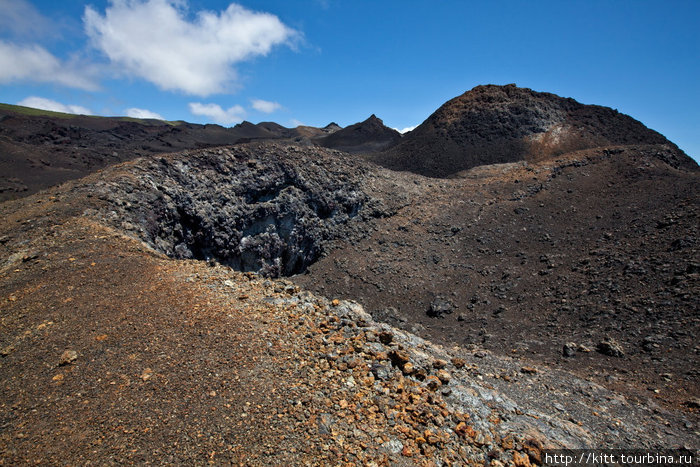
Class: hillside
368,84,695,177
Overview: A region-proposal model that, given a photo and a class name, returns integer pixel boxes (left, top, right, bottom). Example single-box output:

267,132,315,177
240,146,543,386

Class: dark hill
0,105,298,201
319,114,401,154
369,84,695,177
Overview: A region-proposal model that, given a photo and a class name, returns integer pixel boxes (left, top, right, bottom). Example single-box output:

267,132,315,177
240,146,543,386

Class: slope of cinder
369,84,695,177
296,144,700,415
0,163,696,464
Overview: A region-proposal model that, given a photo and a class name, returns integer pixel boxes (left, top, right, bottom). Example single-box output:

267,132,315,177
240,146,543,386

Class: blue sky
1,0,698,160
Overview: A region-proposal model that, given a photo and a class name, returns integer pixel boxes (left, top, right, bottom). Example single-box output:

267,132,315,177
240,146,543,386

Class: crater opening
95,144,383,277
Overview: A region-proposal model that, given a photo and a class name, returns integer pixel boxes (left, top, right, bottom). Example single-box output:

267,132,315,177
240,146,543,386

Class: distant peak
362,114,386,126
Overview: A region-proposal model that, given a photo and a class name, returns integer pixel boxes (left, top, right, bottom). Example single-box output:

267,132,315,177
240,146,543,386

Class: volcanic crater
1,84,698,464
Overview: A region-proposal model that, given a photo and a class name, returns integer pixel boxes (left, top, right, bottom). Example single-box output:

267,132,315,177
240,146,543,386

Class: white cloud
0,41,98,90
17,97,92,115
289,118,304,127
84,0,299,96
126,107,164,120
189,102,245,125
394,125,417,134
251,99,282,114
0,0,52,38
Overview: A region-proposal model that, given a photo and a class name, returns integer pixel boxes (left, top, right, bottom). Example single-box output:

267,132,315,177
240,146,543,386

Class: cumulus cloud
18,97,92,115
0,41,98,90
289,118,305,127
84,0,299,96
189,102,245,125
251,99,282,114
126,107,164,119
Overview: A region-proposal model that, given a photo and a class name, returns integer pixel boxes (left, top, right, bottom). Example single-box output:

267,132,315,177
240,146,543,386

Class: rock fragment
58,350,78,366
596,338,624,357
427,296,453,318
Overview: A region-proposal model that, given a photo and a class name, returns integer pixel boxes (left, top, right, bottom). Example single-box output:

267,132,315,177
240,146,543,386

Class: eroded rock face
94,142,389,276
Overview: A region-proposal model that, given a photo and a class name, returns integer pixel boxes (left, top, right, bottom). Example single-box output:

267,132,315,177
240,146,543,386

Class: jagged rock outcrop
92,142,395,277
369,84,695,177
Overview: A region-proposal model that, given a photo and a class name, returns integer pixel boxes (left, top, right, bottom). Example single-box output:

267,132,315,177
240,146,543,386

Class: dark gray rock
94,142,390,277
563,342,577,358
427,296,454,318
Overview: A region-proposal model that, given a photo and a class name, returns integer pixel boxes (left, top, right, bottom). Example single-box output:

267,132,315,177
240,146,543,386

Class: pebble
140,368,153,381
59,350,78,366
436,369,451,384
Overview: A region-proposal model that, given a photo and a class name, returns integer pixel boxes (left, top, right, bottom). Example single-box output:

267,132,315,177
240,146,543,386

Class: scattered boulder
436,369,452,384
370,363,391,381
562,342,578,358
378,330,394,345
58,350,78,366
597,338,624,357
427,296,454,318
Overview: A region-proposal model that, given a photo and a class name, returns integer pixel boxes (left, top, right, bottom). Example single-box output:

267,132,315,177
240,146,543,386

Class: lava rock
563,342,578,358
597,338,625,357
427,296,454,318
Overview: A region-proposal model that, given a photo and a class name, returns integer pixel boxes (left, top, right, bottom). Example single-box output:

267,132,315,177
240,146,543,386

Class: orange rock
523,438,543,464
454,422,476,439
512,451,532,467
501,435,515,450
451,357,466,368
436,369,451,384
432,359,447,369
401,445,416,457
